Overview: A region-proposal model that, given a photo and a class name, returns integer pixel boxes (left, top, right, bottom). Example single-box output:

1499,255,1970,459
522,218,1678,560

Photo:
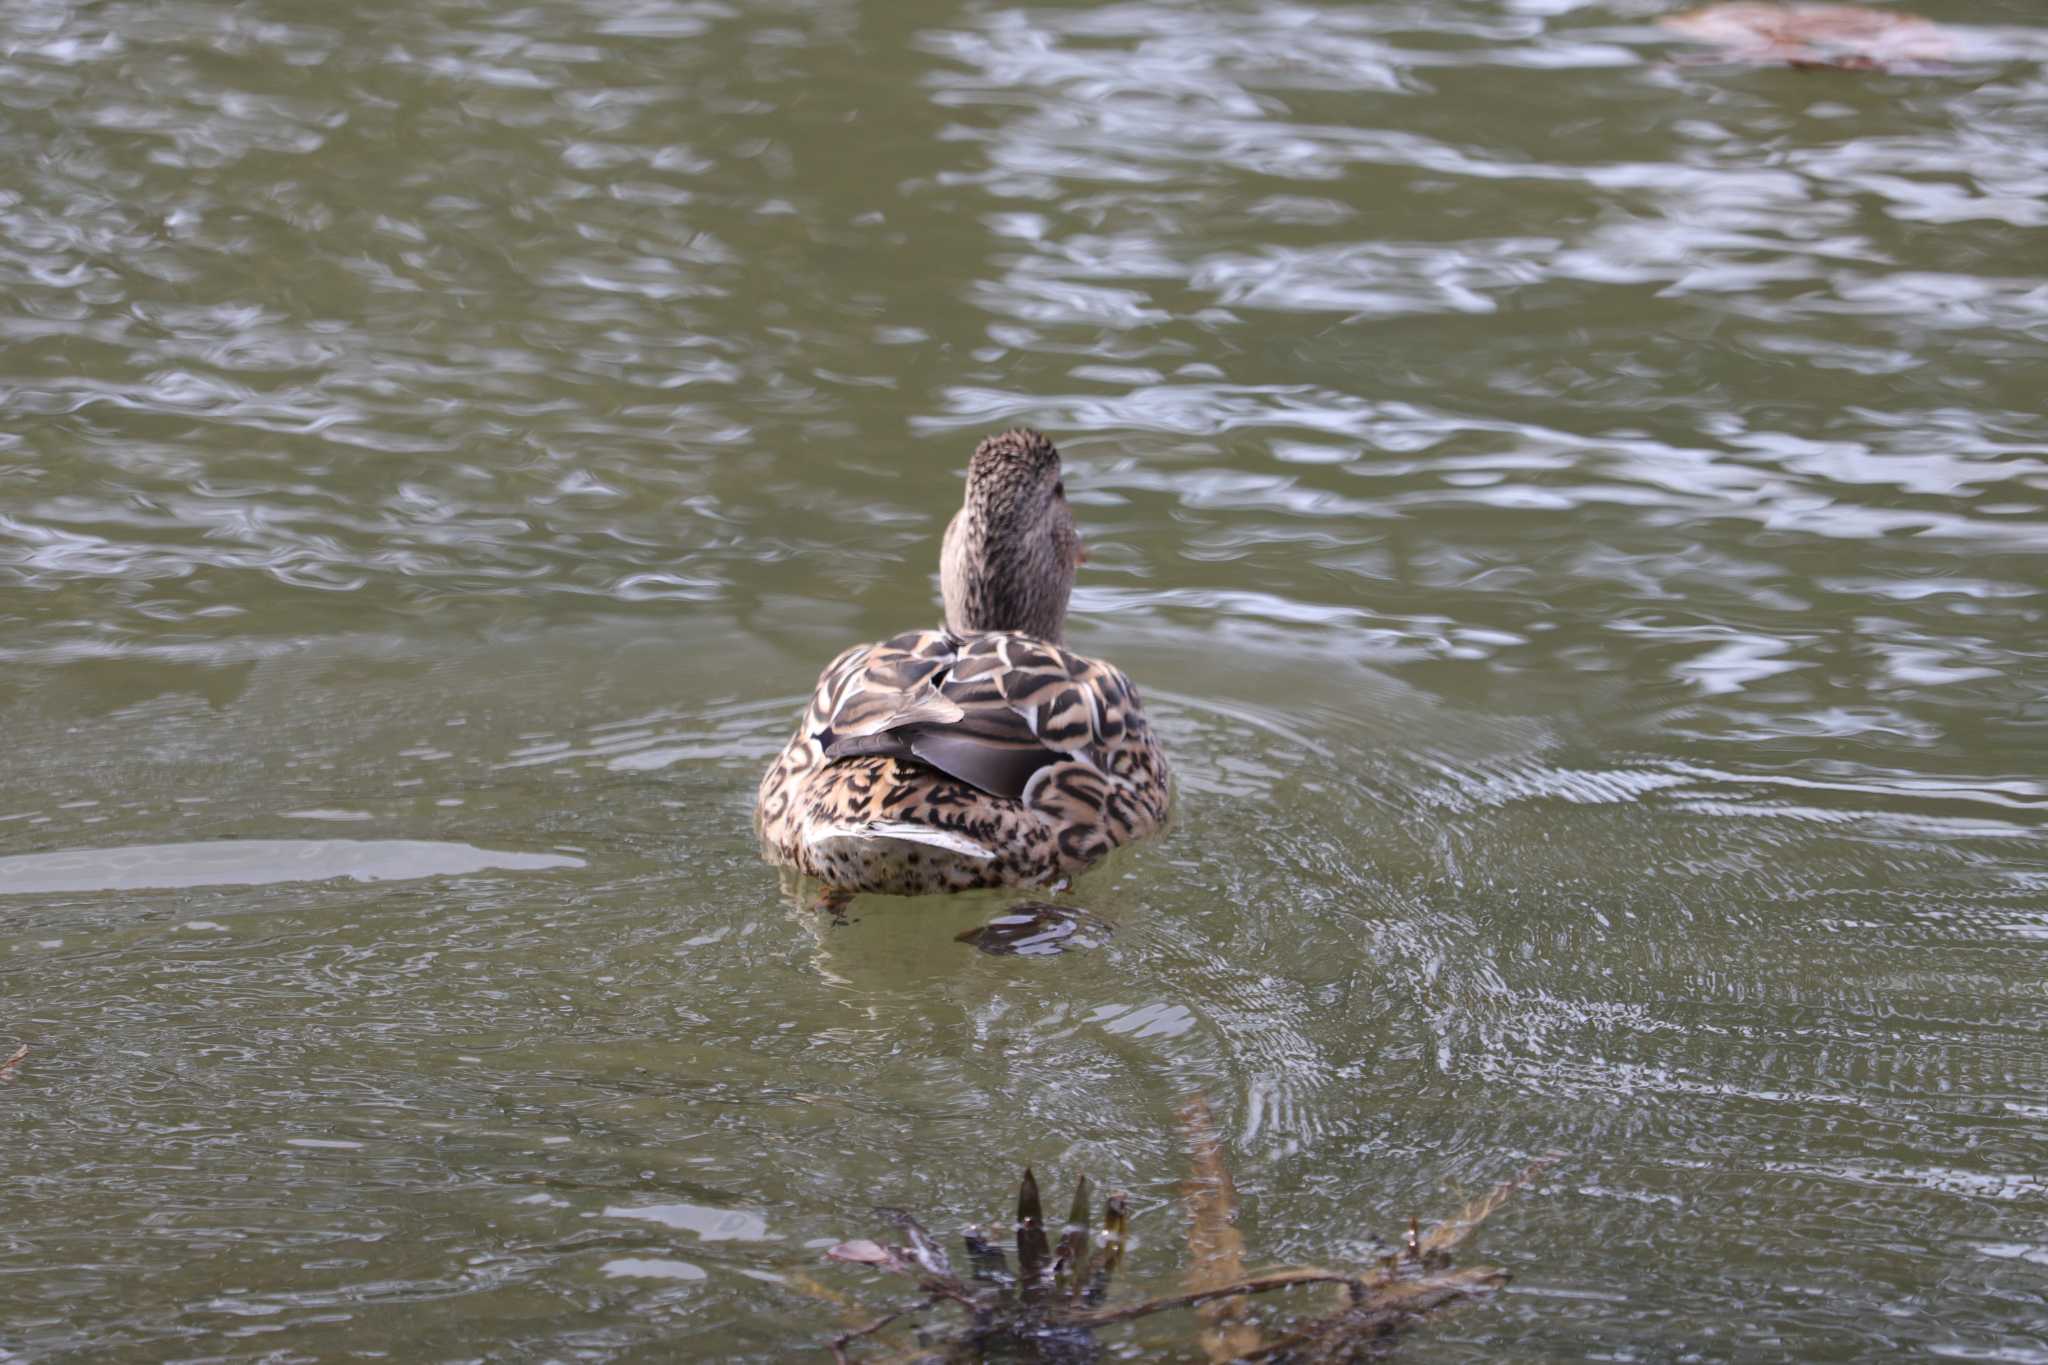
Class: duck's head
940,428,1083,642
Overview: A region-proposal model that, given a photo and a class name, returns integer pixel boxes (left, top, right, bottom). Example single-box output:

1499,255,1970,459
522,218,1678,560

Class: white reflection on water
0,838,584,894
603,1202,778,1241
601,1257,708,1280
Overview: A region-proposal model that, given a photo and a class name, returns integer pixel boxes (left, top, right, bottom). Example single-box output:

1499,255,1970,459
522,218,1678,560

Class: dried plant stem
1179,1093,1264,1362
1418,1152,1563,1256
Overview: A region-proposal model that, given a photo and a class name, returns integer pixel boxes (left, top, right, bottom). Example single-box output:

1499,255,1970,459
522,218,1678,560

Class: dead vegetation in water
1661,4,1952,72
807,1094,1558,1362
0,1044,27,1081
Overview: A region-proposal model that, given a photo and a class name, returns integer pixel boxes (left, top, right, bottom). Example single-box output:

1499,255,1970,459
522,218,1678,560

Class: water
4,0,2047,1357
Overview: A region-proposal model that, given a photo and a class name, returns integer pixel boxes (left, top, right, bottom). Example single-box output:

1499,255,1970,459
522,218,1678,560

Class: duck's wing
821,632,1147,802
762,632,962,851
814,630,965,740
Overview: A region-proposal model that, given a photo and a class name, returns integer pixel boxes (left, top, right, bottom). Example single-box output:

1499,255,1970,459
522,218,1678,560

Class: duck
756,428,1170,900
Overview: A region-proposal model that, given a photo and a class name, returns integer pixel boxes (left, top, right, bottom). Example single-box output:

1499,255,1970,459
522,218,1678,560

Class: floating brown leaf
826,1240,911,1273
1662,3,1952,70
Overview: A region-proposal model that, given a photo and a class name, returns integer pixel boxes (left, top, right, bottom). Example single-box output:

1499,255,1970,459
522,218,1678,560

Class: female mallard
756,428,1170,897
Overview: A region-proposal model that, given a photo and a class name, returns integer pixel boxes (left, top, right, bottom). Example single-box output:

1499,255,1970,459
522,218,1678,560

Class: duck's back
756,628,1169,894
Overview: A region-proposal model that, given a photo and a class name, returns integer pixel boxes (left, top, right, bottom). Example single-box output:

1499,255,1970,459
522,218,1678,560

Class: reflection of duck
757,428,1170,899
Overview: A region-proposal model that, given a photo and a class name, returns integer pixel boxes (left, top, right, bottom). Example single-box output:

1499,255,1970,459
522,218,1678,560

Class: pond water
4,0,2047,1357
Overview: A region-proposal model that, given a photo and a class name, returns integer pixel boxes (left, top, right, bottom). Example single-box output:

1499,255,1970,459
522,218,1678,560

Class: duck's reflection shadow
775,869,1114,965
954,902,1113,957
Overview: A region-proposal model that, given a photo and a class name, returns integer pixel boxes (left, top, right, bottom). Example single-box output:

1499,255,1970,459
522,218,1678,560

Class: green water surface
4,0,2047,1358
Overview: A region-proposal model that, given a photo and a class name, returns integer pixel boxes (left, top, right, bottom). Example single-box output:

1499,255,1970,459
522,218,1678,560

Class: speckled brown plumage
756,629,1170,893
755,429,1171,895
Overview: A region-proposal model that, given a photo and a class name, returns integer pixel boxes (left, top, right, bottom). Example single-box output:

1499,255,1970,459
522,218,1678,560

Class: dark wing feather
911,728,1062,800
825,717,1061,801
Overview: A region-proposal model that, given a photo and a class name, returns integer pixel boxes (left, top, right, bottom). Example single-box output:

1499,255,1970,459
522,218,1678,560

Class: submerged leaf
781,1268,878,1335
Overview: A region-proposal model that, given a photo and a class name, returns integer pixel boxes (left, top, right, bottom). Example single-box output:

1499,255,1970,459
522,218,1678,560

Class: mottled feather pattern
756,628,1170,894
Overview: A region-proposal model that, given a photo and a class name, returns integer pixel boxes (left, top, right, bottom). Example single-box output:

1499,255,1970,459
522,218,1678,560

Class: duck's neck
940,509,1069,642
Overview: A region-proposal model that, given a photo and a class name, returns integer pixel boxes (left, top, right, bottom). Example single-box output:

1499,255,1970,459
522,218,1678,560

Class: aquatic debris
0,1044,26,1081
1661,3,1952,71
956,903,1112,957
808,1093,1557,1361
